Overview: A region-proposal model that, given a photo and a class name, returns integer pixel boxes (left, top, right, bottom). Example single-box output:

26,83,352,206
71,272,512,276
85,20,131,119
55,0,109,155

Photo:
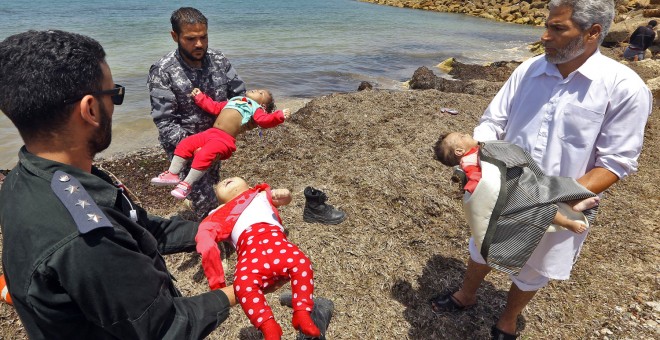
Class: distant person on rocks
623,20,657,61
151,87,291,199
148,7,246,219
429,1,652,339
0,29,240,339
434,132,599,234
195,177,321,340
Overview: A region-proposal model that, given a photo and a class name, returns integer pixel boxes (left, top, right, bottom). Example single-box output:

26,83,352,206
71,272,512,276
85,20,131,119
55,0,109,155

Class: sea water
0,0,544,168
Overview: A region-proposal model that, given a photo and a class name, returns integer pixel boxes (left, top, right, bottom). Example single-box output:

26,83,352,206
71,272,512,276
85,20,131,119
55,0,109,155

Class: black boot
280,292,335,340
303,187,346,225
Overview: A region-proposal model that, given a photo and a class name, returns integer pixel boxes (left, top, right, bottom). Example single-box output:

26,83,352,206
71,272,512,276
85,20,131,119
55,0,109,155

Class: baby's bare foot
564,221,587,233
572,196,600,212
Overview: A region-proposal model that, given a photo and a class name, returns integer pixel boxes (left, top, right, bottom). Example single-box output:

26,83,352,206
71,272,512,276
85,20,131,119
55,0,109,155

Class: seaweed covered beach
3,47,657,338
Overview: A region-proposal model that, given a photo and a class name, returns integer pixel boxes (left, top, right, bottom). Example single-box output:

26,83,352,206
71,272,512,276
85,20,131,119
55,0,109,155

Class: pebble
644,301,660,312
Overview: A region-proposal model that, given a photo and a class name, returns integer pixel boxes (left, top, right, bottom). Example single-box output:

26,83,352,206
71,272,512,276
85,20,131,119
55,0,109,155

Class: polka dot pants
233,223,315,329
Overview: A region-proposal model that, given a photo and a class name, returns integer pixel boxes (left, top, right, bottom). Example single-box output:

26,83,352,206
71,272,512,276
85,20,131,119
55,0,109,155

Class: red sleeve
194,92,228,116
195,221,228,289
253,108,285,128
462,165,482,194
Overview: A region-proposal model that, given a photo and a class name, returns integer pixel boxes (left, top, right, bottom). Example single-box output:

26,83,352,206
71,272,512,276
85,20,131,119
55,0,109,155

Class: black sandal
491,326,518,340
429,291,474,313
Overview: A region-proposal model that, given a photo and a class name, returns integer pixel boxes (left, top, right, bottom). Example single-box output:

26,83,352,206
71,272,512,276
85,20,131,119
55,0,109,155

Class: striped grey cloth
477,141,598,275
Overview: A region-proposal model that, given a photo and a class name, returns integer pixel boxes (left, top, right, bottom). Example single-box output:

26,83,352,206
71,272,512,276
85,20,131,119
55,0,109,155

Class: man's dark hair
649,20,657,28
433,133,459,167
171,7,208,34
0,30,106,142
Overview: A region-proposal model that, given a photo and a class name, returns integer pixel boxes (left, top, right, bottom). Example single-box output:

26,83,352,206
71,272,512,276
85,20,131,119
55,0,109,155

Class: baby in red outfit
151,89,291,200
433,132,600,233
195,177,319,340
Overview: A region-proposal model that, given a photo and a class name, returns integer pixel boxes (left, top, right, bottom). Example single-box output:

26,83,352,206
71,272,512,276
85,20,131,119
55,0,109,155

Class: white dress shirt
472,50,652,279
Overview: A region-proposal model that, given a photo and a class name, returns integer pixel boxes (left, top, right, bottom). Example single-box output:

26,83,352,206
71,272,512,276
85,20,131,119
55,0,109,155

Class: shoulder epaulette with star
51,170,113,234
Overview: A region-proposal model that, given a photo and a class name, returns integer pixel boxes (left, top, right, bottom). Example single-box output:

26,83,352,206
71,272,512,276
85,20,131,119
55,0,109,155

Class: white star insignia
58,175,70,182
87,213,102,223
76,200,90,209
65,185,79,194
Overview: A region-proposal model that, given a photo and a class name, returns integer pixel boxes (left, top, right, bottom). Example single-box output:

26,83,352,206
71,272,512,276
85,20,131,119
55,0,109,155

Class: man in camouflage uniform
148,7,246,219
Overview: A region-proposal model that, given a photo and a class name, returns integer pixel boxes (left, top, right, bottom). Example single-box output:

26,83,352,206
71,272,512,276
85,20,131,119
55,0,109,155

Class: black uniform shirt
0,147,230,339
629,25,656,51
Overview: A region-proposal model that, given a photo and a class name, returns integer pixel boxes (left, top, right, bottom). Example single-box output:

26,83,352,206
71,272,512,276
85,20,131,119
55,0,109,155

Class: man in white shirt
430,1,652,339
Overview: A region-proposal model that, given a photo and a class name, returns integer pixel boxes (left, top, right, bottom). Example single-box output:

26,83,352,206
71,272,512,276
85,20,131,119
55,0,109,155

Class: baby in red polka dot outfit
195,177,319,340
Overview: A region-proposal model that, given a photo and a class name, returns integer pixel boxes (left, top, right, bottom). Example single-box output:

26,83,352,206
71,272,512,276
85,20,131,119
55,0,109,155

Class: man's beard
544,34,586,64
178,42,206,62
88,102,112,156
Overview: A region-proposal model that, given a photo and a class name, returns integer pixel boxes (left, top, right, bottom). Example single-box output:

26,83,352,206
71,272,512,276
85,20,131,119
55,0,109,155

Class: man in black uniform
0,30,236,339
623,20,657,61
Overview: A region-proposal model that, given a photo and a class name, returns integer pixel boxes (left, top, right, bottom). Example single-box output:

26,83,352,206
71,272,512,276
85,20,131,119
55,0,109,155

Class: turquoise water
0,0,544,168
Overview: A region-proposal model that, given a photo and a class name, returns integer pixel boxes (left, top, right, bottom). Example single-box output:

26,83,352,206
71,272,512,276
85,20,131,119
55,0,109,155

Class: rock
643,8,660,16
644,301,660,311
530,0,546,10
618,5,631,15
357,81,373,91
480,12,496,20
408,66,436,90
646,76,660,99
515,17,531,25
626,58,660,81
529,41,545,54
448,59,519,82
437,57,455,73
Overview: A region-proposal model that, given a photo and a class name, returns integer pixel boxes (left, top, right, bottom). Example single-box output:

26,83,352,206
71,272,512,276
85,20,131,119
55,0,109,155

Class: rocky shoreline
359,0,660,26
360,0,660,52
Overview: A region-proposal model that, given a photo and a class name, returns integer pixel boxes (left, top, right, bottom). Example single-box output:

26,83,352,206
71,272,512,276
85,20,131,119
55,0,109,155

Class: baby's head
433,132,479,166
246,89,275,113
214,177,250,204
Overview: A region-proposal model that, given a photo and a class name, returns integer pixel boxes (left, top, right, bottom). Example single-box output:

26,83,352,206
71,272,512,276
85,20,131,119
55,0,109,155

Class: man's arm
576,167,619,195
591,74,651,180
473,66,521,141
144,213,199,255
148,65,184,153
57,228,232,339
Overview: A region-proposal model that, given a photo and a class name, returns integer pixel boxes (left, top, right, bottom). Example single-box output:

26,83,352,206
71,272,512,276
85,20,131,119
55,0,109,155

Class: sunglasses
63,84,125,106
